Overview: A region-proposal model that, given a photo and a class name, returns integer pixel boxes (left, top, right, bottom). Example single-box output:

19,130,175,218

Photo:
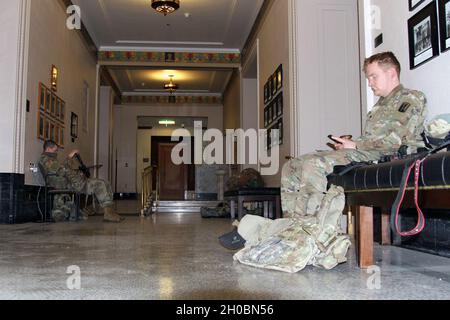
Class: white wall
25,0,97,185
295,0,362,155
257,0,291,187
241,78,259,171
114,104,223,193
0,1,26,173
98,86,114,181
367,0,450,118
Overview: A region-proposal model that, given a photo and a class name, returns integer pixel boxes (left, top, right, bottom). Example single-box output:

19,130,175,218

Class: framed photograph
268,104,273,125
50,123,55,141
267,77,273,102
71,112,78,139
271,102,277,121
56,98,60,119
55,125,59,145
410,0,426,11
264,108,268,127
60,101,65,122
439,0,450,52
50,94,56,116
39,83,46,111
60,127,65,147
264,83,268,104
276,65,283,90
44,118,50,140
408,1,440,69
277,93,283,116
38,113,45,140
271,73,277,96
45,89,51,114
278,118,284,144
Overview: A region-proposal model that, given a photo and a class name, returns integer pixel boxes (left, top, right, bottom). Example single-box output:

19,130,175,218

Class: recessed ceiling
72,0,264,52
109,67,233,95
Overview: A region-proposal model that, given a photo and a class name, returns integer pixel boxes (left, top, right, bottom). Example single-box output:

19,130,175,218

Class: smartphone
328,135,341,144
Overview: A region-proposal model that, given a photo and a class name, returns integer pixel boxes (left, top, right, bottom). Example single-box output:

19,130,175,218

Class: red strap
394,159,426,237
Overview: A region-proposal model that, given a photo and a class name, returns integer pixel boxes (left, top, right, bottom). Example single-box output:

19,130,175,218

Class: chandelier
151,0,180,16
164,75,179,94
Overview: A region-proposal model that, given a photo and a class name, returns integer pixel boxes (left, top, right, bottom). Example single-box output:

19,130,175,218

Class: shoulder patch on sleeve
398,102,411,113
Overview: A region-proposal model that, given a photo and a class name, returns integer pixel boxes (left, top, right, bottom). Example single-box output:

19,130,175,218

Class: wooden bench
328,151,450,268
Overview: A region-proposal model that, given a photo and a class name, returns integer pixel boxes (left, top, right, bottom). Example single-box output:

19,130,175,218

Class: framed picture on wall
271,73,277,96
278,118,283,144
60,101,65,122
50,94,56,116
439,0,450,52
408,1,440,69
276,93,283,116
45,89,51,114
60,127,65,147
38,113,45,140
410,0,426,11
267,76,273,102
276,65,283,90
39,83,46,111
44,118,50,140
264,83,268,104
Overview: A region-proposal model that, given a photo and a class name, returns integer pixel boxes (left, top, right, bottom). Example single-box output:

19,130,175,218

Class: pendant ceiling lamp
151,0,180,16
164,75,179,94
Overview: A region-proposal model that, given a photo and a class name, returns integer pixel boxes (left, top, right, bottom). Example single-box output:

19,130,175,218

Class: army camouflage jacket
39,152,87,191
355,85,427,154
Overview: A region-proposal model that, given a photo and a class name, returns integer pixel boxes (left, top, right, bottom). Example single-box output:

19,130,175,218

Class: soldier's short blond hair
363,52,401,77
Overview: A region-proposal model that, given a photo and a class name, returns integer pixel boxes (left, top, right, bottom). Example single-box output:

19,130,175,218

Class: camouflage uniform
282,85,427,217
39,152,114,221
234,85,427,272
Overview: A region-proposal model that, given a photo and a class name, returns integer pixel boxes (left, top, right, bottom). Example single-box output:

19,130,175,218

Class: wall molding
13,0,31,174
288,0,299,158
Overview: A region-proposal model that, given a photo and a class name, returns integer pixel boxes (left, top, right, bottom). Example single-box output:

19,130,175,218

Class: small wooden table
224,188,282,220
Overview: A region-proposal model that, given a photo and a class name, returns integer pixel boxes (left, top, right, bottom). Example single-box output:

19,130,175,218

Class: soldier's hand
331,136,357,150
69,150,80,158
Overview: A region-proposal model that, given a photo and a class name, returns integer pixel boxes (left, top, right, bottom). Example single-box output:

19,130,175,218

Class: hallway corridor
0,203,449,300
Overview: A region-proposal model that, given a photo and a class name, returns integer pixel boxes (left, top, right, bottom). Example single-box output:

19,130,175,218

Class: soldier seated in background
39,140,123,223
233,51,428,273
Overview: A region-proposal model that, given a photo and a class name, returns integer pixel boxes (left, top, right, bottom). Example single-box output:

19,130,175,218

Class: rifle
73,153,91,178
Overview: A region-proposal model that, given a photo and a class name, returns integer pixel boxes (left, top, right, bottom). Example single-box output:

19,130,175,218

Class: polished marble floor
0,201,449,300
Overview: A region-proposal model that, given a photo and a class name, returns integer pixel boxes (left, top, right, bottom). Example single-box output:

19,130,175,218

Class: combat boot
103,206,123,223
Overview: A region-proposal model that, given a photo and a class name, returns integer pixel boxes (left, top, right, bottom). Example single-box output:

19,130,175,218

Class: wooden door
158,143,187,200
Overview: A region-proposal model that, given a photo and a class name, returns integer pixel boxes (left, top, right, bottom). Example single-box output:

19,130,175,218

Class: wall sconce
51,65,58,92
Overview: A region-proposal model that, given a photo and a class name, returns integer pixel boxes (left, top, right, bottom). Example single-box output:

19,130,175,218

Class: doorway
151,136,195,201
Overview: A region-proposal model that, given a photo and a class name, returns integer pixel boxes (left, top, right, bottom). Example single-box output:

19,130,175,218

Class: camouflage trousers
281,149,382,217
76,178,114,208
52,178,114,221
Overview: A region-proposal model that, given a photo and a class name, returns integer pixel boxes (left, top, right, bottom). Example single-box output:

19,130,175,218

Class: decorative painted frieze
99,51,240,64
121,95,223,105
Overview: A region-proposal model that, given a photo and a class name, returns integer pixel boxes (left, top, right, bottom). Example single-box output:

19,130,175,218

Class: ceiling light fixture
159,120,176,127
151,0,180,16
164,75,179,94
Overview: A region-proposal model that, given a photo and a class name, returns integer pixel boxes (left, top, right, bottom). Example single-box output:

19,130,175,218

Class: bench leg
230,200,236,220
275,196,281,219
356,206,374,269
381,208,392,245
238,197,244,220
